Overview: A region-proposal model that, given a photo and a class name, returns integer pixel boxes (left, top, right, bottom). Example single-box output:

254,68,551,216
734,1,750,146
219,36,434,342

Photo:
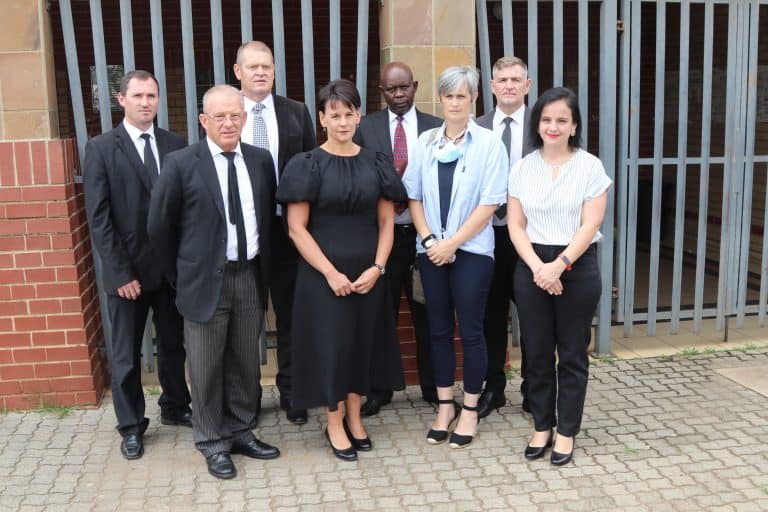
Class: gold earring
570,129,576,137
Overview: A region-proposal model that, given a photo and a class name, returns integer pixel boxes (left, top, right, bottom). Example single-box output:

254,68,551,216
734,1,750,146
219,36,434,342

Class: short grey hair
201,84,243,113
437,66,479,98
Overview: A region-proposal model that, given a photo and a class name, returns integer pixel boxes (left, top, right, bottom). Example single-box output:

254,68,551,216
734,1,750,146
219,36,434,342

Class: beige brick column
0,0,59,140
380,0,476,116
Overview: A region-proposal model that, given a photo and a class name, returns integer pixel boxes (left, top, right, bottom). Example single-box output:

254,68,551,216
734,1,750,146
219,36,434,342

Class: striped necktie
392,116,408,215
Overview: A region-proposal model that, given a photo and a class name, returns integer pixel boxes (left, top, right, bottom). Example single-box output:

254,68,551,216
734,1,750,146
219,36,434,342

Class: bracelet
421,234,436,249
559,253,573,272
372,263,386,276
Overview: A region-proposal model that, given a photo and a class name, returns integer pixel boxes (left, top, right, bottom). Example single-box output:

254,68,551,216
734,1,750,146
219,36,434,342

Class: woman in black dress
275,80,406,462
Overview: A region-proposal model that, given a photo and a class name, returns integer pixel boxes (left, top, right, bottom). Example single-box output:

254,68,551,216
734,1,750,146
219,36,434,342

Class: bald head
379,61,418,116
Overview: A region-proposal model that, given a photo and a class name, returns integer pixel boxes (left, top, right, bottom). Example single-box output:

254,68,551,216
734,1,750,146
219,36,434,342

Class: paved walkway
1,349,768,512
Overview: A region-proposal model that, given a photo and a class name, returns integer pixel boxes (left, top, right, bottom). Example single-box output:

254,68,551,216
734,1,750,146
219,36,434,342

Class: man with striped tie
234,41,316,425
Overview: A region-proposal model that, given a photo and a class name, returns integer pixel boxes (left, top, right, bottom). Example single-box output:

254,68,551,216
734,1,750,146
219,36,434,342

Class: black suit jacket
272,95,317,175
475,106,534,158
83,123,186,295
147,140,276,323
353,107,443,157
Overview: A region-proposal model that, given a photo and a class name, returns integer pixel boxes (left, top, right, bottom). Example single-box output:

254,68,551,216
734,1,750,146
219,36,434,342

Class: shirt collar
388,105,416,124
243,92,274,113
493,104,526,128
123,119,155,142
431,118,481,146
206,137,243,159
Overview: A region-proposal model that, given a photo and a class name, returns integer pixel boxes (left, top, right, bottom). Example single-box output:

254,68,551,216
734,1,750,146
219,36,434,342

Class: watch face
424,239,436,249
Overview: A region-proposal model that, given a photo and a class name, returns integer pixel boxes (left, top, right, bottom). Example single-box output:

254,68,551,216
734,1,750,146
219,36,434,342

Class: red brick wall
0,139,106,411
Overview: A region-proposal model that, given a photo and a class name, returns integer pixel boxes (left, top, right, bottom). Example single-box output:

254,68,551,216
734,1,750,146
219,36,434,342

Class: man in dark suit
475,56,534,418
83,70,191,460
233,41,316,425
353,62,442,416
148,85,280,480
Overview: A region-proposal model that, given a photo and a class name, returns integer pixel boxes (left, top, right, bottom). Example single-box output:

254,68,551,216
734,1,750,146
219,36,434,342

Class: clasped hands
325,266,381,297
532,260,564,295
426,239,457,267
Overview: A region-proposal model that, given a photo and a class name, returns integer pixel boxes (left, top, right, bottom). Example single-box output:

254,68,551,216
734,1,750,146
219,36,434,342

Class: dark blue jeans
419,250,494,394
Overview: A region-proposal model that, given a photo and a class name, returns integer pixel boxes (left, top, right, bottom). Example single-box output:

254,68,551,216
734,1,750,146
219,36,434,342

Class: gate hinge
617,20,625,33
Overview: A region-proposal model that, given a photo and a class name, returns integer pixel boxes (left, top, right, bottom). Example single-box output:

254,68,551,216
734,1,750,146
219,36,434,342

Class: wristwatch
421,234,437,249
372,263,386,275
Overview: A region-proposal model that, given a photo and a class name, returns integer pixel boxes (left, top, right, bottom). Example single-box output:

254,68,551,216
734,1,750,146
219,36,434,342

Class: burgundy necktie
392,116,408,215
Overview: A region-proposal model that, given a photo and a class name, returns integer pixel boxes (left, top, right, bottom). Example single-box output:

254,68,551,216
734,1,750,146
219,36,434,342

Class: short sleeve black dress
275,147,407,411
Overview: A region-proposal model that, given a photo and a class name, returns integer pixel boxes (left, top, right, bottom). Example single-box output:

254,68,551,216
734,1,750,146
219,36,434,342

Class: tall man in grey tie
233,41,317,425
83,70,190,461
475,56,534,418
148,85,280,479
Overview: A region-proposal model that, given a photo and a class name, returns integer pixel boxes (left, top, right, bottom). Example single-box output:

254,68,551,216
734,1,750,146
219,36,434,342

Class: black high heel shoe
343,417,372,451
550,435,575,465
427,399,460,445
524,430,553,460
448,404,480,449
325,428,357,461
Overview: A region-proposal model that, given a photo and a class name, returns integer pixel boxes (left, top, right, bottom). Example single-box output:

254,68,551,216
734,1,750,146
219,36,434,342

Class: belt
394,223,415,234
225,255,260,271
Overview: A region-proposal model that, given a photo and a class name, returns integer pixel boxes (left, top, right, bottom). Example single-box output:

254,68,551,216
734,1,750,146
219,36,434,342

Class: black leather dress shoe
120,433,144,460
206,452,237,479
160,410,193,428
343,418,372,451
477,389,506,419
286,408,308,425
230,438,280,460
524,431,553,460
360,397,390,417
325,428,357,461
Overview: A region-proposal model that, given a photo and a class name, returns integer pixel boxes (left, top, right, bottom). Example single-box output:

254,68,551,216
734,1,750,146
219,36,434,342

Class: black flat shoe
325,428,357,461
206,452,237,479
449,404,480,449
286,408,308,425
230,438,280,460
524,430,553,460
360,397,390,417
160,410,193,428
427,399,460,445
551,436,575,465
120,433,144,460
343,417,372,451
477,389,506,419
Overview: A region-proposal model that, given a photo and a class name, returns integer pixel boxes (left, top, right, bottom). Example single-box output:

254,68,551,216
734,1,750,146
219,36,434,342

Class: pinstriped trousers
184,262,263,457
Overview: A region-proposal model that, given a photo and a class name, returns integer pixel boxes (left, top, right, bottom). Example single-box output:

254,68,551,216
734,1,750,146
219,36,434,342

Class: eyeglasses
204,112,245,124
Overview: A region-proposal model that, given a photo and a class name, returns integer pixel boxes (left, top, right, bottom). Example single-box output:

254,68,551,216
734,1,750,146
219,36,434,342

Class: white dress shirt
388,105,419,224
241,93,280,183
206,138,259,260
491,104,525,226
122,119,159,170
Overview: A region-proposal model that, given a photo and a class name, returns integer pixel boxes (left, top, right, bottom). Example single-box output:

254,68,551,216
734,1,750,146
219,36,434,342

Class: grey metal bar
149,0,168,129
693,0,714,333
240,0,252,42
615,0,631,324
646,0,666,336
89,0,112,133
330,0,341,81
736,1,759,326
502,0,514,56
355,0,370,115
211,0,225,85
476,0,493,115
119,0,135,72
301,0,316,124
637,156,726,165
578,0,588,150
596,0,618,355
272,0,287,97
553,0,564,87
670,0,690,334
623,0,642,337
527,0,538,104
761,164,768,325
181,0,198,144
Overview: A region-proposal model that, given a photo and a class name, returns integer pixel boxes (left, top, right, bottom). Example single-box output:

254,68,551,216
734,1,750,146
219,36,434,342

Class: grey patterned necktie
252,103,269,150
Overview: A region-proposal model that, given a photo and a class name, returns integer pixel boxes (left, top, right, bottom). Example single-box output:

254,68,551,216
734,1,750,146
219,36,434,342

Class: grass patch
146,386,161,396
732,342,759,353
679,347,701,357
623,445,637,454
702,347,717,355
37,403,73,419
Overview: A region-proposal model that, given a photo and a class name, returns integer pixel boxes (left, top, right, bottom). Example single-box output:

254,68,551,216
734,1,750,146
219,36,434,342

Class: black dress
275,147,407,411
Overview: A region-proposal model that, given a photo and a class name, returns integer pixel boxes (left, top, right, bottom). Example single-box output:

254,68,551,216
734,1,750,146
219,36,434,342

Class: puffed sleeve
583,153,613,201
374,151,407,202
275,151,321,204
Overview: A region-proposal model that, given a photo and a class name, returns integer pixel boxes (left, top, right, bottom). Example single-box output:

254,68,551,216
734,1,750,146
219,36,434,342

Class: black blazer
83,123,186,295
273,95,317,175
353,107,443,157
147,140,276,323
475,106,534,158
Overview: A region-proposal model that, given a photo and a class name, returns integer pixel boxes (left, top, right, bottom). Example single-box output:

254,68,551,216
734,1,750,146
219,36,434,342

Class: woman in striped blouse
507,87,611,466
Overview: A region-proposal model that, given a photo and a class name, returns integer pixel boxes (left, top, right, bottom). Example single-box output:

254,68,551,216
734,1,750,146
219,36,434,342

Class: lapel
273,95,289,173
114,123,155,192
155,128,169,167
197,140,226,220
241,147,264,224
416,110,432,135
375,109,394,158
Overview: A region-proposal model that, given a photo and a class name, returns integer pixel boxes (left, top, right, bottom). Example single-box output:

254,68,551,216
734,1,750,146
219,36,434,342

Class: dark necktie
392,116,408,215
222,152,248,262
495,117,514,221
140,133,159,186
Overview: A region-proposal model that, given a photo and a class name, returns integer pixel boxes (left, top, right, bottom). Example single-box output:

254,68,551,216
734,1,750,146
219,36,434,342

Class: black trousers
269,216,299,405
514,244,601,437
482,225,524,393
106,281,190,436
368,224,436,403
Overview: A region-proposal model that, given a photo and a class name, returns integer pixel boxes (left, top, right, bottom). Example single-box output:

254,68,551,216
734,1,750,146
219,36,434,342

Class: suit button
217,268,222,274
